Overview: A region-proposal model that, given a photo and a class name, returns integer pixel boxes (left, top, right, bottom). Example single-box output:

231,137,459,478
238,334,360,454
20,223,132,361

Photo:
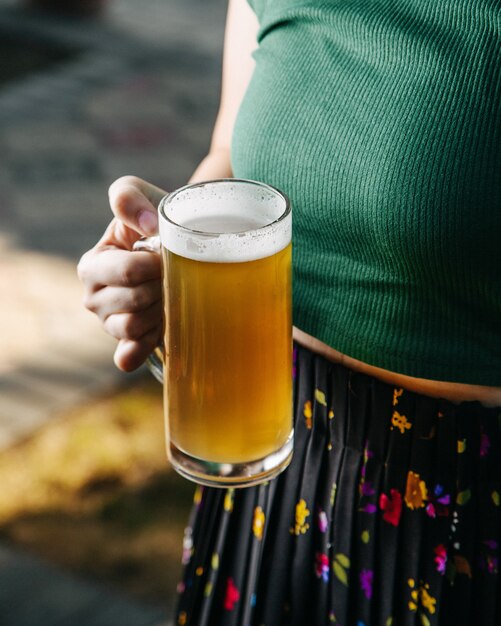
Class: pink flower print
481,540,499,574
379,489,402,526
362,503,378,514
317,509,328,533
434,544,447,575
360,569,373,599
181,527,193,565
176,581,186,594
426,484,451,519
315,552,329,582
224,577,240,611
480,427,491,457
487,556,498,574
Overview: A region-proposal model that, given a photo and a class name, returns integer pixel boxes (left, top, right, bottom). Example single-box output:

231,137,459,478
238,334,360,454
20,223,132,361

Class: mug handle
132,236,164,383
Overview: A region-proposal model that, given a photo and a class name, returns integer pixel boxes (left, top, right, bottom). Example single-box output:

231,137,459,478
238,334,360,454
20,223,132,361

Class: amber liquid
162,244,292,463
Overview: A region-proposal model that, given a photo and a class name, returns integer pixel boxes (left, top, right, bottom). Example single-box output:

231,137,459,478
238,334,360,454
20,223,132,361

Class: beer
163,241,292,463
151,179,292,486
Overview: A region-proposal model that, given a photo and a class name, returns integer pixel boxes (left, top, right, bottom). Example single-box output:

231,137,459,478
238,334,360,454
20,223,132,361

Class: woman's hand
77,0,258,371
77,176,166,372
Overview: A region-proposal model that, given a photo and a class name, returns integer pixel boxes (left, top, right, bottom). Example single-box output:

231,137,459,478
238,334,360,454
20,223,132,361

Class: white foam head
158,179,291,262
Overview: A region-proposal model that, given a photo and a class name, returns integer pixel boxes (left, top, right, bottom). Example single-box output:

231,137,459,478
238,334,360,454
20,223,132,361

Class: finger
97,217,146,252
79,248,161,290
108,176,167,237
103,302,162,341
114,329,162,372
83,279,161,320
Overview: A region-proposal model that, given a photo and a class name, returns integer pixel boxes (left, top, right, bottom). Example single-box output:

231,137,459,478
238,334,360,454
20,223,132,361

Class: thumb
97,217,147,252
108,176,167,237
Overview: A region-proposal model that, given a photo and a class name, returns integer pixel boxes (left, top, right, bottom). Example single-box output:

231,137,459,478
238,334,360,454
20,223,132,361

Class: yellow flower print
420,586,436,614
204,582,213,597
391,410,412,434
408,578,418,611
405,471,428,509
492,491,500,506
304,401,312,429
332,553,350,586
253,506,265,540
224,489,234,513
330,482,337,506
457,439,467,453
211,553,219,570
193,485,203,506
290,498,310,535
408,578,436,616
393,387,404,406
315,389,327,406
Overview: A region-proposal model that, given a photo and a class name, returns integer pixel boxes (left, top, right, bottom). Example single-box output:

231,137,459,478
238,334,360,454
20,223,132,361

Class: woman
78,0,501,624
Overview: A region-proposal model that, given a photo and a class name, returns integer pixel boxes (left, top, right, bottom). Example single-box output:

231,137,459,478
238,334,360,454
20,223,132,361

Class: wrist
189,148,233,183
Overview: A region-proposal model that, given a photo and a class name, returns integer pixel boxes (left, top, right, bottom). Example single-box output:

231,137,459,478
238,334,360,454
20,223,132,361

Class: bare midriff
293,328,501,408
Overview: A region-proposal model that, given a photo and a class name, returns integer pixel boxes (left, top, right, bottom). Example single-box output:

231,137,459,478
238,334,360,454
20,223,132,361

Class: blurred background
0,0,226,623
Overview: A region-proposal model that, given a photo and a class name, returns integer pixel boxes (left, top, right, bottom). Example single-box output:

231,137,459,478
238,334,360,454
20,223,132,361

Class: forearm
189,147,233,183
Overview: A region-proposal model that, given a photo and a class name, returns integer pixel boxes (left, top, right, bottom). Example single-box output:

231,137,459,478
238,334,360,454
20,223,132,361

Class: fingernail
138,210,158,236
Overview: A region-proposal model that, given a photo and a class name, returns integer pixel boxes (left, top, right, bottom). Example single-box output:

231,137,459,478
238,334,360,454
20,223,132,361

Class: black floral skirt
175,343,501,626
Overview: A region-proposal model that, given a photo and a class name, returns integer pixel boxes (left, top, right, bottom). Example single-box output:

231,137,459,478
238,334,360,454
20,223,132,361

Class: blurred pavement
0,0,226,623
0,0,226,446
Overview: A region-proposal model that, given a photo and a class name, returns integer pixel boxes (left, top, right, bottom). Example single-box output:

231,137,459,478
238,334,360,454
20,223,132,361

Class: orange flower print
405,471,428,510
393,387,403,406
290,498,310,535
391,410,412,434
454,555,472,578
253,506,265,540
304,401,312,429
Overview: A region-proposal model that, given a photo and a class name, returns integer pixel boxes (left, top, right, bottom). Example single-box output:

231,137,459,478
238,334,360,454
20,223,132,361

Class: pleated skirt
175,343,501,626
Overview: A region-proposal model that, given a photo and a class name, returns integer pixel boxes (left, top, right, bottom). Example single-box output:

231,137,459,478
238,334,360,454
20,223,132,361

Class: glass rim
158,178,291,237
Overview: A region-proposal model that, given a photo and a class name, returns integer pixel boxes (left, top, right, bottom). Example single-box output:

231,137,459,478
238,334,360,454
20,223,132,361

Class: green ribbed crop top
231,0,501,384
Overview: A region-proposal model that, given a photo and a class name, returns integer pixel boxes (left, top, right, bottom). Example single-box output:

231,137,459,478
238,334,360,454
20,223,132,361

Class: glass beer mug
136,179,293,487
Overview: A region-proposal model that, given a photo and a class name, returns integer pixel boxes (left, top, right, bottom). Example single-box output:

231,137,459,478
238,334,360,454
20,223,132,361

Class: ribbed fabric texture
231,0,501,384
